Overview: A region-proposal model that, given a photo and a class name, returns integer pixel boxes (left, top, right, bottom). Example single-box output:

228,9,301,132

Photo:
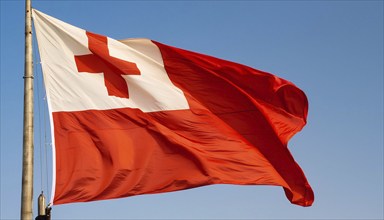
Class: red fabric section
153,41,313,206
74,31,140,98
52,40,313,207
53,108,286,204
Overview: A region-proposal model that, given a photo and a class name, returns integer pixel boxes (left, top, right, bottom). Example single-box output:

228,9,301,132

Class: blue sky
1,0,383,219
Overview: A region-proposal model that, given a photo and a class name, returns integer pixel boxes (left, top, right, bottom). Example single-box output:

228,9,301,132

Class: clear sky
1,0,383,219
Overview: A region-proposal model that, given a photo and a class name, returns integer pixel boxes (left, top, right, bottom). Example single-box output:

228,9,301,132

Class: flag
32,9,314,207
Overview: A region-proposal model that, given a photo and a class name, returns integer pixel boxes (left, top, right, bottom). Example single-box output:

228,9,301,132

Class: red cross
74,31,140,98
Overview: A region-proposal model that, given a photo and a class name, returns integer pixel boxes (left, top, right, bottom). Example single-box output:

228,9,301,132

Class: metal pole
21,0,34,219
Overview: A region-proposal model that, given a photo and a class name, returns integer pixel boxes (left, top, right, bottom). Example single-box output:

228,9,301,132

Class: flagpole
21,0,34,218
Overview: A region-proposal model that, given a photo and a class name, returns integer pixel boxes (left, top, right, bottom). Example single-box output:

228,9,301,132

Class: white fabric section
32,9,189,113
